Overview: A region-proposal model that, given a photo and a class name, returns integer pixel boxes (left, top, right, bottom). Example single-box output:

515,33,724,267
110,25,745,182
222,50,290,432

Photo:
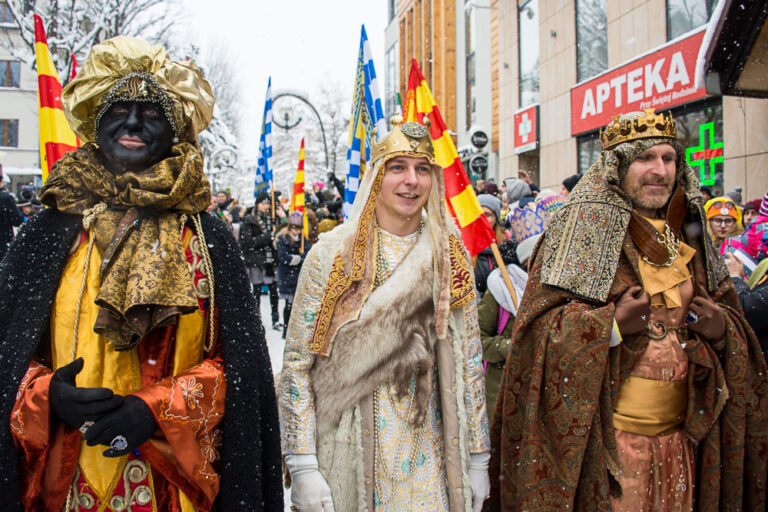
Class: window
667,0,716,40
518,0,539,108
577,131,601,174
576,0,607,82
388,0,397,23
0,2,13,24
384,42,399,120
0,119,19,147
668,100,724,194
0,60,20,87
465,0,477,130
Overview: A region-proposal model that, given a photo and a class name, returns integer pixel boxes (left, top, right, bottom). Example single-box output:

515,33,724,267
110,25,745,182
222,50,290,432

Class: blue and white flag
255,77,273,195
343,25,386,217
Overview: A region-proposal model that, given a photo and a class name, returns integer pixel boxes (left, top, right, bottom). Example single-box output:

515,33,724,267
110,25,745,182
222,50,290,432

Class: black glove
82,395,157,457
49,358,125,430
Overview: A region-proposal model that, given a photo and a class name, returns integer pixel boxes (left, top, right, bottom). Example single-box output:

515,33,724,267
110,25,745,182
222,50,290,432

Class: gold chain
641,222,680,267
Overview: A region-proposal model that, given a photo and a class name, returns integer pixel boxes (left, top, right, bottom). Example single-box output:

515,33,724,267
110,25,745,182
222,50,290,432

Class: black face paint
97,101,175,175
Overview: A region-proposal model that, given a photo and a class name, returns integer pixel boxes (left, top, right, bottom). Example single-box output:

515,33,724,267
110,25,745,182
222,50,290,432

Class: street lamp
206,147,238,191
272,91,330,170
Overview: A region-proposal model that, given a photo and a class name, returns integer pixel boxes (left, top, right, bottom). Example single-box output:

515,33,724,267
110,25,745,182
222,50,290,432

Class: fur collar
311,232,436,435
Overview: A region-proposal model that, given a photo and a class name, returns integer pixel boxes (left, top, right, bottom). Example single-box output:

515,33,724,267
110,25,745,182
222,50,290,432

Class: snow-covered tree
1,0,178,82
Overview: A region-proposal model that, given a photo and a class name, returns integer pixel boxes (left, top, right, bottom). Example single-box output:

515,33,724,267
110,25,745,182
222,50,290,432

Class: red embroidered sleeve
11,360,55,500
132,358,226,505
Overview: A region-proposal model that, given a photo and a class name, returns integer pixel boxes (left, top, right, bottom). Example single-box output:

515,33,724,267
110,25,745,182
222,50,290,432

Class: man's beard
625,178,674,212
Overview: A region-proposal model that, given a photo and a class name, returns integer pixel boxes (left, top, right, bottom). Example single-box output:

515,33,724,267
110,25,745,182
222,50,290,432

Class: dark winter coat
239,210,275,269
276,230,310,297
733,275,768,360
474,246,495,296
0,189,23,262
0,209,283,511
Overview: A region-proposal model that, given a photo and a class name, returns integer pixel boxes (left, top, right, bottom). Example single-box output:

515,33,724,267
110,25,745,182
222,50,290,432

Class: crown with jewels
600,108,677,150
508,201,550,243
370,115,437,166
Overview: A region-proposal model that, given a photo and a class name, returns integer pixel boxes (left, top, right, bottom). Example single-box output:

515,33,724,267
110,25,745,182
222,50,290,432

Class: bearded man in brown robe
487,109,768,511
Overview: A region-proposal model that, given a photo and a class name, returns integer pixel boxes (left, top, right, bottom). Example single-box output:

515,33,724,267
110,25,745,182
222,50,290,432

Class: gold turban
62,36,215,143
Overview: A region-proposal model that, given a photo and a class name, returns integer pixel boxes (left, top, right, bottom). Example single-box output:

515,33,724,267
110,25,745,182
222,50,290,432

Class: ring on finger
686,311,699,324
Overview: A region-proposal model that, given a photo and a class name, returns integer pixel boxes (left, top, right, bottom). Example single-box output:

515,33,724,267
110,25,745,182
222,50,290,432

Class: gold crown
370,115,436,166
600,108,677,150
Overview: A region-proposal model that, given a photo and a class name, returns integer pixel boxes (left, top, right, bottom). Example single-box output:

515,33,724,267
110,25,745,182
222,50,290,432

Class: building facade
0,1,42,193
387,0,501,183
498,0,768,199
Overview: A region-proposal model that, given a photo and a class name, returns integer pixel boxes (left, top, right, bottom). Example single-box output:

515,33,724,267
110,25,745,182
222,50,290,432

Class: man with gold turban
278,116,491,511
0,37,282,511
486,109,768,511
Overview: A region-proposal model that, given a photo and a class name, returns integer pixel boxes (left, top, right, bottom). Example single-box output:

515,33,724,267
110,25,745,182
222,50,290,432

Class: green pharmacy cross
685,121,723,186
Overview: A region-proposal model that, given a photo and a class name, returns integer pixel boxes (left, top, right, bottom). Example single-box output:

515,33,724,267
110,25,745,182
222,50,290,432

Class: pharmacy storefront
571,29,725,194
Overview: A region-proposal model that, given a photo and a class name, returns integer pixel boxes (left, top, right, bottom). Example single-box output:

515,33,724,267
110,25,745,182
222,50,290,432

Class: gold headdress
370,115,438,167
62,36,215,143
600,108,676,150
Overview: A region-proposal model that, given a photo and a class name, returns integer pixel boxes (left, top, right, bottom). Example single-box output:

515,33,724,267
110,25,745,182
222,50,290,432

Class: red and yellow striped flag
289,138,309,237
34,14,79,183
403,59,495,257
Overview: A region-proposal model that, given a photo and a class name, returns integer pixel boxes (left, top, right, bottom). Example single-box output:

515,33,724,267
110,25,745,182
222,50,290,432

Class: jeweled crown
370,115,436,165
600,108,676,150
508,202,550,243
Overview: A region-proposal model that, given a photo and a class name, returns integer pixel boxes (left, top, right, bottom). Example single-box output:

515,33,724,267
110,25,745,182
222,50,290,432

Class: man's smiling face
97,101,174,175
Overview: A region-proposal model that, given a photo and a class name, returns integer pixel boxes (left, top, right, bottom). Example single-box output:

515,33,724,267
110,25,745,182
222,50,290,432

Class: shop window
0,60,20,87
667,0,716,41
668,100,724,193
0,2,13,24
577,131,601,174
0,119,19,147
576,0,607,82
385,43,399,120
518,0,539,108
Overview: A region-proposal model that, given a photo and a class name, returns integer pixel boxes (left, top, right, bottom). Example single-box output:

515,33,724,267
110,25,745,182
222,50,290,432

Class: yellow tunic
51,230,206,511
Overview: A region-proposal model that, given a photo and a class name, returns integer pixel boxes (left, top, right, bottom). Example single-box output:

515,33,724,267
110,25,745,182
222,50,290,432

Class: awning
696,0,768,97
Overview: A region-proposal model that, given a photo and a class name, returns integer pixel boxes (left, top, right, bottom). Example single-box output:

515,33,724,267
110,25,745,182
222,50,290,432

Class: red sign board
571,30,708,135
514,104,538,154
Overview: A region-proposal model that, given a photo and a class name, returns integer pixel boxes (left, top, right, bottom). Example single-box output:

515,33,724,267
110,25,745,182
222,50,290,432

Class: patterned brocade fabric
279,228,489,495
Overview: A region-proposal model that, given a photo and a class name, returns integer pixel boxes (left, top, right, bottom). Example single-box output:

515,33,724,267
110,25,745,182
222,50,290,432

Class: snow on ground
257,294,293,510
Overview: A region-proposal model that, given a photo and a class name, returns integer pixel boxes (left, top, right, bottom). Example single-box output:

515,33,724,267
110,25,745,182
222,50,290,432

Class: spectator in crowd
215,189,241,224
483,181,499,197
502,177,531,216
327,172,345,199
317,199,342,234
477,240,526,415
0,170,23,261
705,196,743,250
743,198,762,228
475,193,506,297
474,178,486,196
560,173,581,196
725,186,743,205
15,186,38,222
240,191,281,330
275,212,310,338
700,185,713,202
517,169,539,196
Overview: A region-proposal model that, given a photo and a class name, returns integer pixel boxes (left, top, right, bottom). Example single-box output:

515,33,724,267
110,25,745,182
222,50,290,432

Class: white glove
469,452,491,512
285,454,335,512
289,254,302,266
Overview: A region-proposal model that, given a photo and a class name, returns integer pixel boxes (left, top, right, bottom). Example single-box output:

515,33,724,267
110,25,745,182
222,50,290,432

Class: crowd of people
0,34,767,512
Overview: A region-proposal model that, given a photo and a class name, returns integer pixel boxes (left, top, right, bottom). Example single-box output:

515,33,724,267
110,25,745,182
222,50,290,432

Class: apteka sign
571,30,707,135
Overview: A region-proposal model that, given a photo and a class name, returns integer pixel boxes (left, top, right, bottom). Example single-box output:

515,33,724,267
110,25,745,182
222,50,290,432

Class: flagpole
270,180,276,233
490,242,519,310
